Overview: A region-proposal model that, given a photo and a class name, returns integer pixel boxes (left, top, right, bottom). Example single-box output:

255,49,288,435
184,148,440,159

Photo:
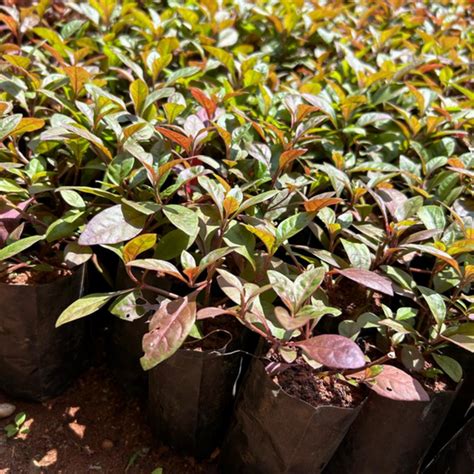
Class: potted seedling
0,190,89,400
326,199,473,474
216,262,432,473
56,173,282,457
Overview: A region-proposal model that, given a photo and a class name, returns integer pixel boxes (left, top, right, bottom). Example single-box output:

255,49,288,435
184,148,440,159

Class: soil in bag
220,359,365,474
325,376,461,474
148,317,250,459
0,265,87,401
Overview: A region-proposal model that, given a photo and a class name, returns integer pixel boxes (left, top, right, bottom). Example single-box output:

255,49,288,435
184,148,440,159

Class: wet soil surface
0,367,219,474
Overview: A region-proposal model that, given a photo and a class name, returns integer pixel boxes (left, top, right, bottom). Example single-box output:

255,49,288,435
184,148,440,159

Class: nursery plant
1,0,472,471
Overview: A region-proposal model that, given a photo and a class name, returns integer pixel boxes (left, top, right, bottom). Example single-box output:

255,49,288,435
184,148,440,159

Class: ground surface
0,367,218,474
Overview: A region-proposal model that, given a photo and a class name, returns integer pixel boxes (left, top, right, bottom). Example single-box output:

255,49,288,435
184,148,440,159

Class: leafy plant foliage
0,0,472,402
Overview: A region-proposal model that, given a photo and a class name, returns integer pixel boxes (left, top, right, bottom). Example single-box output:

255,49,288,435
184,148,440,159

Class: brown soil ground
0,367,219,474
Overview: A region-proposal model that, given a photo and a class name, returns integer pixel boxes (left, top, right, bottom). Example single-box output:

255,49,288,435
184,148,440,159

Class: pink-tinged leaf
338,268,394,296
274,306,318,331
402,244,461,275
403,229,442,244
141,295,197,370
296,335,365,369
78,204,147,245
442,323,474,353
126,258,186,283
0,198,32,219
0,198,32,245
196,307,234,320
353,365,430,402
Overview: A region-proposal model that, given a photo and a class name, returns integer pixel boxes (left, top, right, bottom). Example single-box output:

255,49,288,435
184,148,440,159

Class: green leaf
276,213,312,245
165,66,201,85
129,78,148,115
268,270,294,310
204,46,235,74
242,225,276,255
109,290,145,321
394,196,423,221
154,229,193,259
197,176,225,217
0,178,27,195
223,222,256,270
237,190,279,213
57,186,121,203
302,94,337,127
198,247,235,272
0,235,45,261
46,211,84,242
162,205,199,241
0,114,22,141
64,242,92,268
356,113,392,127
419,286,446,328
60,189,86,208
341,239,371,269
417,206,446,230
56,291,128,327
432,354,462,383
293,267,326,311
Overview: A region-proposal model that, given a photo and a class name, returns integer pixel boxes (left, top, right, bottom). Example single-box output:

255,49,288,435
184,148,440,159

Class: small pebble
101,439,114,450
0,403,16,419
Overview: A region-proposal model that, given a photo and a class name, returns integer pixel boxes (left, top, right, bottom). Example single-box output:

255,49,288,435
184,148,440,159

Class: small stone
0,403,16,419
101,439,114,450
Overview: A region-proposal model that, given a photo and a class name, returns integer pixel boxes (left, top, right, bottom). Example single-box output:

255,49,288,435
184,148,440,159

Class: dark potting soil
327,279,377,319
186,316,243,351
416,360,455,394
274,362,366,409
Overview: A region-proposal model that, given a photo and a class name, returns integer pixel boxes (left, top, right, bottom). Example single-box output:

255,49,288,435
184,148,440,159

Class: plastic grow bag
0,266,86,401
148,338,246,459
423,416,474,474
325,384,461,474
220,359,364,474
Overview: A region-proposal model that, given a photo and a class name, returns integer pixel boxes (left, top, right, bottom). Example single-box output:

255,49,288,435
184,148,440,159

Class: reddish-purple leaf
197,307,234,320
141,295,197,370
0,198,32,245
338,268,394,296
353,365,430,401
296,335,366,369
377,188,407,218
